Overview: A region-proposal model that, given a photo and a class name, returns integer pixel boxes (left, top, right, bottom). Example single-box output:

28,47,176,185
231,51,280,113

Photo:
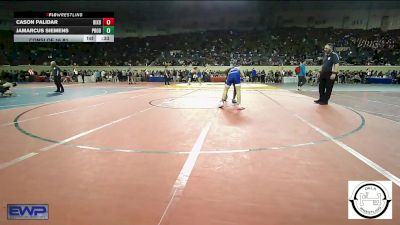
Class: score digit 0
102,18,115,26
103,26,114,34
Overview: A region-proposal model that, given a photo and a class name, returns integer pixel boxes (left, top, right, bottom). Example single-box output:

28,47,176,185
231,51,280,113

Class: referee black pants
164,76,170,85
54,76,64,92
318,75,335,103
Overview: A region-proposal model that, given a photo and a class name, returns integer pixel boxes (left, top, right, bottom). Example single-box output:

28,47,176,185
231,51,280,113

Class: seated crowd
1,68,399,85
0,27,399,67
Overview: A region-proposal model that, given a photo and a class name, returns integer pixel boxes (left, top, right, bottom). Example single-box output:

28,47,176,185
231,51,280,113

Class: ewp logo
7,204,49,220
348,181,392,219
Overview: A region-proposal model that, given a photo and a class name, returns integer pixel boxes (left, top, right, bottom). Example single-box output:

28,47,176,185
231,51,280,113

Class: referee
164,66,170,85
314,43,339,105
51,61,64,93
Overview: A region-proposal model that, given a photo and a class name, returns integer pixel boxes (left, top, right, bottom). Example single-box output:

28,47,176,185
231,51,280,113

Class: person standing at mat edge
51,61,64,93
164,66,170,85
315,43,339,105
297,61,307,91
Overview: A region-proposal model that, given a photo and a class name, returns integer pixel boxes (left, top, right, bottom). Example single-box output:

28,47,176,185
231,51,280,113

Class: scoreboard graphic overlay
14,12,114,42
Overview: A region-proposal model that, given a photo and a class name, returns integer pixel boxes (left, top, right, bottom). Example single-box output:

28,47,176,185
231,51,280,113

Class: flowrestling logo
348,181,392,219
7,204,49,220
